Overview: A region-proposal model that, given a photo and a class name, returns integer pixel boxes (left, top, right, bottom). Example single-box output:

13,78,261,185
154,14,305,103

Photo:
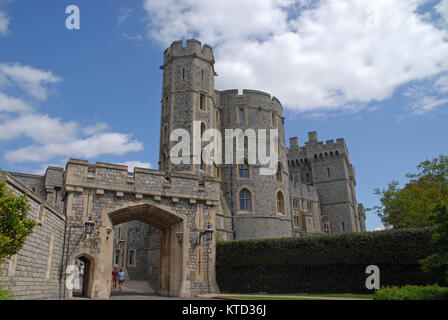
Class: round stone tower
218,89,293,240
159,39,218,175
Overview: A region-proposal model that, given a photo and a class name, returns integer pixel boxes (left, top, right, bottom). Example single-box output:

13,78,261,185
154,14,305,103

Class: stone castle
0,39,365,299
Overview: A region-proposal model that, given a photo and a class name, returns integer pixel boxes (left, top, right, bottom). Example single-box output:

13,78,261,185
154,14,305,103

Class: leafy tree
420,202,448,282
372,155,448,229
0,172,36,300
0,173,36,265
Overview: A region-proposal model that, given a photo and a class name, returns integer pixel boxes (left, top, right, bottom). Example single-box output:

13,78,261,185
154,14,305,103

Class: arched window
239,159,250,178
275,162,282,182
276,191,285,215
239,189,252,212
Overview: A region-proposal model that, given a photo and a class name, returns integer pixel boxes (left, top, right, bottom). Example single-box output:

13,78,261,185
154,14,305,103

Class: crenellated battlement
287,132,349,165
63,159,221,203
218,88,283,111
163,39,215,66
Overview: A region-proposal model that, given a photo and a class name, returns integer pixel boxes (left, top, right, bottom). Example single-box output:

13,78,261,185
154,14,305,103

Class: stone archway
107,203,184,297
90,202,189,299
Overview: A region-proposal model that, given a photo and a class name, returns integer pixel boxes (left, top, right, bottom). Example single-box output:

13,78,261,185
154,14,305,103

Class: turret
159,39,217,175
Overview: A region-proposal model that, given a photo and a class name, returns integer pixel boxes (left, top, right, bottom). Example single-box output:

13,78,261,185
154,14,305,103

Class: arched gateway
62,159,221,299
107,203,183,297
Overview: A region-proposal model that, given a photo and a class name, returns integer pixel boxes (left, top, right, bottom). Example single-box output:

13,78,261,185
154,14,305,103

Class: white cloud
143,0,448,112
0,92,31,113
410,95,448,114
404,73,448,114
0,63,61,100
435,75,448,93
122,33,145,41
117,7,132,27
0,63,145,165
82,122,109,135
5,133,144,163
0,10,10,36
0,113,78,143
119,161,152,172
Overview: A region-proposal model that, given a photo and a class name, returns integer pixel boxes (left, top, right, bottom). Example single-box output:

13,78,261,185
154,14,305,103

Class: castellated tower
159,39,218,175
158,39,364,241
217,90,293,240
288,132,362,234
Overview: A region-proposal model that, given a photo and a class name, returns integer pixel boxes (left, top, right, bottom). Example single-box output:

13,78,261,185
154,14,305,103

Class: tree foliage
372,155,448,229
420,202,448,282
0,173,36,265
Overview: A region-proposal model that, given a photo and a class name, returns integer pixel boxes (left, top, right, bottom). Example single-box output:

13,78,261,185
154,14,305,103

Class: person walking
112,267,119,289
118,269,125,292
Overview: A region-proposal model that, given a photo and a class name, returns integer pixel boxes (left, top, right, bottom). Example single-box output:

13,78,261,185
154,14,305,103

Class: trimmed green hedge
373,285,448,300
216,228,446,293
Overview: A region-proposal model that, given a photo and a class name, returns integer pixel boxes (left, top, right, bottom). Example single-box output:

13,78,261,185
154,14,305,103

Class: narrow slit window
277,192,285,215
239,159,249,178
239,108,245,122
164,96,169,113
200,94,206,110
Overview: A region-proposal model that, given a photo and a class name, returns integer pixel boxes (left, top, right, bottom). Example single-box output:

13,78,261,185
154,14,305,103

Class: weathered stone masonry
60,159,221,299
0,39,366,299
0,173,65,300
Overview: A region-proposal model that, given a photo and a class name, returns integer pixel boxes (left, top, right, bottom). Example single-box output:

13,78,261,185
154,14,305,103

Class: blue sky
0,0,447,231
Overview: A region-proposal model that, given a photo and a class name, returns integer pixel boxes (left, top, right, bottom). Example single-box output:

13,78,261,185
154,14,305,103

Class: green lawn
218,293,373,300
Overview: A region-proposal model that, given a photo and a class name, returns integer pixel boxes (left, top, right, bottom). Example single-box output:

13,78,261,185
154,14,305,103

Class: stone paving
109,280,210,300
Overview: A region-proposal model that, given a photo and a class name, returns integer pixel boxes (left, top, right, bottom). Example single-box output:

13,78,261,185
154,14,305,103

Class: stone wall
7,172,46,200
0,173,65,300
62,158,221,298
218,89,292,240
